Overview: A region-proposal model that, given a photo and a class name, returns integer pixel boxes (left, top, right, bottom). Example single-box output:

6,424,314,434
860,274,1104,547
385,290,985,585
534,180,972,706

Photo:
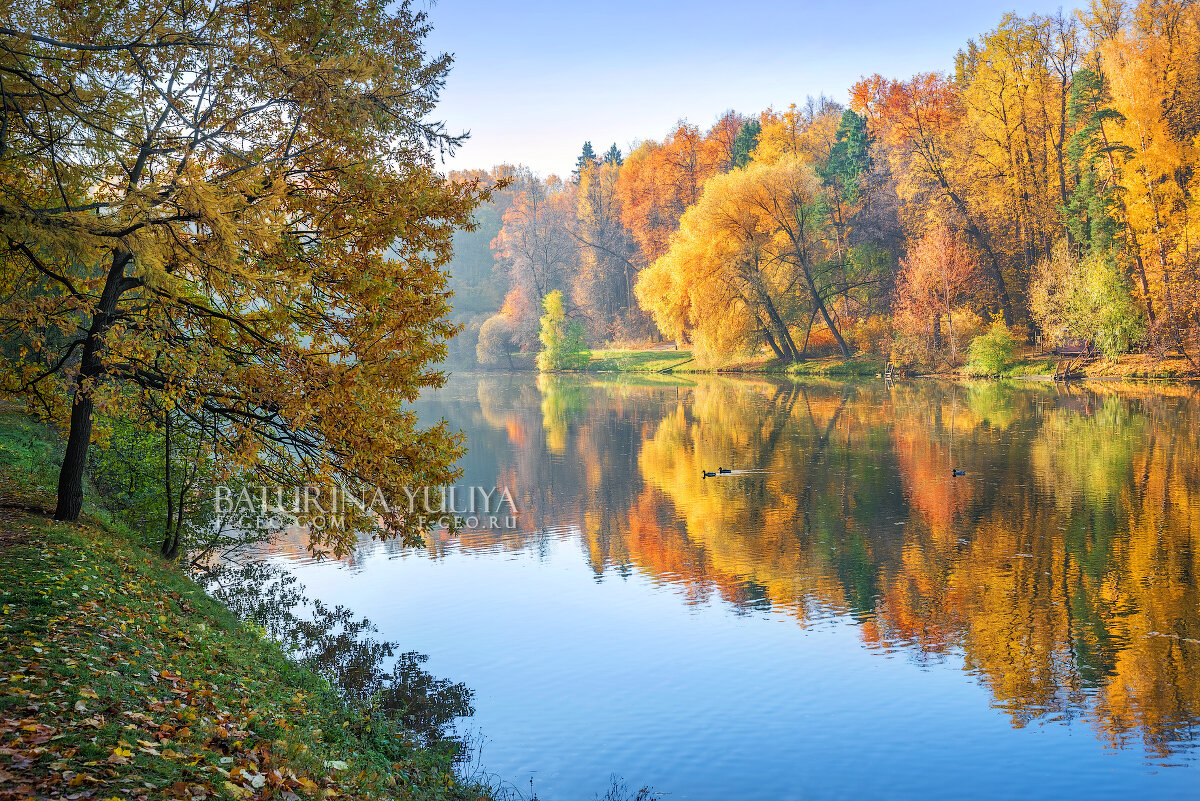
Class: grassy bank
944,351,1198,380
580,347,886,377
510,343,1196,380
585,348,696,372
0,410,491,801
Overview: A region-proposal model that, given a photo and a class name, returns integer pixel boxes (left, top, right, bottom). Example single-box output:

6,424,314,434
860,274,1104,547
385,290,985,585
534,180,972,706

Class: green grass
0,411,61,513
784,356,888,377
999,356,1056,377
585,348,695,372
581,348,888,377
0,407,491,801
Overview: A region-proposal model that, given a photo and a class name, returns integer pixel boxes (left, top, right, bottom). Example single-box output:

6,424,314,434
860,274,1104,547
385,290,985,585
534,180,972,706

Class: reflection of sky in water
268,374,1200,800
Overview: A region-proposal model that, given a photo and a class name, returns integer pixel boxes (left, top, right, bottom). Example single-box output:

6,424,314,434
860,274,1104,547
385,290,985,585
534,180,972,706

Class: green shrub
1029,242,1145,358
536,290,589,371
967,318,1018,376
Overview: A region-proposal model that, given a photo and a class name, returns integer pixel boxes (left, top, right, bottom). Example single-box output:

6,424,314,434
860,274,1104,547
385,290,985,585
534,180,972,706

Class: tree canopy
0,0,486,550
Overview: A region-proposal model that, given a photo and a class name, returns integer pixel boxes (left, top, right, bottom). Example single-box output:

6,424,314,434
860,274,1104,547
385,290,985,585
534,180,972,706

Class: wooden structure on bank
1050,337,1095,381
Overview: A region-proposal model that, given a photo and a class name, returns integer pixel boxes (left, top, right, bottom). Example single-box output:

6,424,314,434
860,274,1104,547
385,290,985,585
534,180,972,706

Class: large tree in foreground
0,0,484,549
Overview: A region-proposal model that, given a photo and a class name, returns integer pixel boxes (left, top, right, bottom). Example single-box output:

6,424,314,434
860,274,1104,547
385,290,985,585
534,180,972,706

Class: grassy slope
582,348,887,376
0,409,488,801
585,349,695,372
954,351,1196,379
575,345,1197,380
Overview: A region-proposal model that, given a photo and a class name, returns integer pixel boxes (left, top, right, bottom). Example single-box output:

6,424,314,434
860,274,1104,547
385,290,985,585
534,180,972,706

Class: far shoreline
462,347,1200,382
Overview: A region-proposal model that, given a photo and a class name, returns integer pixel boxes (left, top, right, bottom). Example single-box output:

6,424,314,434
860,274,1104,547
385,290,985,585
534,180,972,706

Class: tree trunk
760,326,785,359
800,307,818,359
54,251,131,522
780,321,803,362
797,268,849,356
54,391,95,521
760,296,798,361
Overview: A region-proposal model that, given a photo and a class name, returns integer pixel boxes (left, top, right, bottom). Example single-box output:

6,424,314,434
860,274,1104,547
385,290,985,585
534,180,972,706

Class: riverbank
582,348,887,376
941,351,1198,380
0,410,492,801
571,347,1197,380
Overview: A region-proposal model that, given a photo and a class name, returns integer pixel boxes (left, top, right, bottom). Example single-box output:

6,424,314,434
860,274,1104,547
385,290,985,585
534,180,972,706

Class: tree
570,156,643,341
893,226,983,364
1029,242,1144,358
959,14,1080,293
573,141,599,182
615,121,724,264
536,290,588,370
636,157,852,364
0,0,483,549
490,176,578,349
1097,0,1200,366
852,73,1015,324
443,166,521,365
604,144,624,166
966,317,1018,375
733,120,762,168
476,304,517,367
822,110,871,204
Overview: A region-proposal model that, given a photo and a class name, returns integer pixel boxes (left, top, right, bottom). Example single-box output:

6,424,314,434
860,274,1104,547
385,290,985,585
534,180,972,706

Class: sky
420,0,1087,178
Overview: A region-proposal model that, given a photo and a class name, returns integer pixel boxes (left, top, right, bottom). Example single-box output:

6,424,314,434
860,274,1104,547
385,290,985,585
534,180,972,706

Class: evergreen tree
573,141,599,181
733,120,761,168
604,143,624,166
822,109,871,202
1063,69,1124,258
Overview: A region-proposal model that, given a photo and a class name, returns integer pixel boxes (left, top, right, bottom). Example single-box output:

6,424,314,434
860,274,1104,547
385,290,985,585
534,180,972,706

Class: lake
267,373,1200,800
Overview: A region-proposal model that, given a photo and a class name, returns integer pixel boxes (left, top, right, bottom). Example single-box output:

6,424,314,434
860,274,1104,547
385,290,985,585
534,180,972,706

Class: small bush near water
967,319,1019,376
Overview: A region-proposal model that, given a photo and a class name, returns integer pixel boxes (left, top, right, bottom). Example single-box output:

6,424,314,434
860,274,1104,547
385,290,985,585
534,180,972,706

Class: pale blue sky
421,1,1083,177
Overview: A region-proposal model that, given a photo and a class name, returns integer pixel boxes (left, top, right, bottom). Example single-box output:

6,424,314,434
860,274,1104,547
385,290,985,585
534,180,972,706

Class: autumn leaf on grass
106,746,132,765
223,780,253,799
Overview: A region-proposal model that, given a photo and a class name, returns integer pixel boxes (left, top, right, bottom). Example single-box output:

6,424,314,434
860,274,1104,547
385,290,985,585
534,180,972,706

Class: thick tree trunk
760,296,798,362
814,299,850,357
1132,246,1156,326
54,251,131,521
54,391,95,521
797,268,849,356
800,307,818,359
779,319,803,362
760,326,785,359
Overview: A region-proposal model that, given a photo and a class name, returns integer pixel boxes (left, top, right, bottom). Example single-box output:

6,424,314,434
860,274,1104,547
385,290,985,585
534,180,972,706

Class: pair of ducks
703,466,965,478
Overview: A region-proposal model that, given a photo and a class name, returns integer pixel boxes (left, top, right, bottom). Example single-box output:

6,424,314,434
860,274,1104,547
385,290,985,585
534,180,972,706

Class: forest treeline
447,0,1200,371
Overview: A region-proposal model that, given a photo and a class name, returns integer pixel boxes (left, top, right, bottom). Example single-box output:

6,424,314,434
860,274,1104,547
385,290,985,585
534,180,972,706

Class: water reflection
281,375,1200,762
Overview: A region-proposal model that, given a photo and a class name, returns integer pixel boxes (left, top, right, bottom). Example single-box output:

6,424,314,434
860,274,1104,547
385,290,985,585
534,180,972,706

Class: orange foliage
615,121,726,264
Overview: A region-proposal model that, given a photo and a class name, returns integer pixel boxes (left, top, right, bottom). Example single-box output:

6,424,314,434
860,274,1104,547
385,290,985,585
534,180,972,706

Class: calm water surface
270,374,1200,800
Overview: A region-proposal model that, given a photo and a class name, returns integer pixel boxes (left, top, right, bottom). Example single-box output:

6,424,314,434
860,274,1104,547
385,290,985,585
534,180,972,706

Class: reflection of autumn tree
637,379,910,621
1089,386,1200,756
880,381,1200,754
881,383,1110,721
537,373,588,454
356,375,1200,758
629,375,1199,755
